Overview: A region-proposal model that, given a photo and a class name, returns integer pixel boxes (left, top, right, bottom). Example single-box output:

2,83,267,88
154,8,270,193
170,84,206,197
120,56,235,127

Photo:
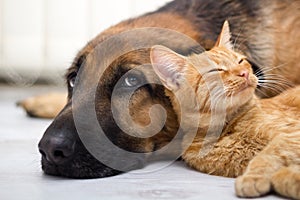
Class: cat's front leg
235,132,300,198
271,165,300,199
235,155,276,197
235,135,285,197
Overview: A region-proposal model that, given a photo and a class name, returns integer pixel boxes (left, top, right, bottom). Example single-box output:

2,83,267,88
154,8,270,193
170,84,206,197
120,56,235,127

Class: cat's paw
271,166,300,199
235,175,271,197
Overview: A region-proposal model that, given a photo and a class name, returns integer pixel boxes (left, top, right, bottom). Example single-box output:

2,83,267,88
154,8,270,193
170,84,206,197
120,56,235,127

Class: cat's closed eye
208,68,225,73
238,58,246,64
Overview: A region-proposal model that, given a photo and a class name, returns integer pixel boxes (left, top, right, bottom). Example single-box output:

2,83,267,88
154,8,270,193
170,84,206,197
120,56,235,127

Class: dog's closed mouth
41,155,123,179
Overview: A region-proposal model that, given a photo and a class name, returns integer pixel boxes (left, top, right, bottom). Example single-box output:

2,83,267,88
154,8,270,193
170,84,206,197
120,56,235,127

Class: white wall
0,0,171,84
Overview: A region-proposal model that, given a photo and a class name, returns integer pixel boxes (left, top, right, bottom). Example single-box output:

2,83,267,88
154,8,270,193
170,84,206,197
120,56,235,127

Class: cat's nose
238,70,249,80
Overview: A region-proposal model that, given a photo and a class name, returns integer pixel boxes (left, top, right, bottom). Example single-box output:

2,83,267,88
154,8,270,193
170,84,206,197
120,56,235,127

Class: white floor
0,85,285,200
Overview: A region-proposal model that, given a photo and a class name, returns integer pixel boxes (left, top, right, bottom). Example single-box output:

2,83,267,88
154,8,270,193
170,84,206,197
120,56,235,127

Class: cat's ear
215,20,233,50
150,45,186,91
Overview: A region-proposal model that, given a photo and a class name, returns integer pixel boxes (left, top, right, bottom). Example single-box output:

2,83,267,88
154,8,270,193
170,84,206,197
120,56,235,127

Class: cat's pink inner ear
150,45,186,91
215,20,234,50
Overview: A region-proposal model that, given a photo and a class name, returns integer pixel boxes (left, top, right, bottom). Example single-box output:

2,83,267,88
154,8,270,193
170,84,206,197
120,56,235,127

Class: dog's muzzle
37,103,144,179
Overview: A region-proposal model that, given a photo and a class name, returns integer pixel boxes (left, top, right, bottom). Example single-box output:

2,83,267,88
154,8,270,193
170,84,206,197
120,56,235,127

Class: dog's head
37,13,204,178
38,49,179,178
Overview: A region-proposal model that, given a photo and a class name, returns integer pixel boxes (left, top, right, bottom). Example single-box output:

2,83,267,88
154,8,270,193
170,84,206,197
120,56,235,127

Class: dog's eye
123,75,140,87
68,75,76,88
116,70,145,90
69,77,76,88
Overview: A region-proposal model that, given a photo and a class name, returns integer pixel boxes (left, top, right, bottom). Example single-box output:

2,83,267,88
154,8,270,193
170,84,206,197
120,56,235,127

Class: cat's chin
233,75,258,96
227,86,256,109
236,85,256,96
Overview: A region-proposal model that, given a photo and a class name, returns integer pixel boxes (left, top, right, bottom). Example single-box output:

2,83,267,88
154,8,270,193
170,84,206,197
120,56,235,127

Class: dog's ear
150,45,187,91
215,20,233,50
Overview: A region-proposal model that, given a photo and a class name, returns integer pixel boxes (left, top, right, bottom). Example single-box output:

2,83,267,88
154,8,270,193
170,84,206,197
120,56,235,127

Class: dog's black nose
38,136,75,165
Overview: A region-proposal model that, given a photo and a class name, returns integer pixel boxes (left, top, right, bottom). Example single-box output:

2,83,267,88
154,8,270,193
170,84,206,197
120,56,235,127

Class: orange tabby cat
150,21,300,199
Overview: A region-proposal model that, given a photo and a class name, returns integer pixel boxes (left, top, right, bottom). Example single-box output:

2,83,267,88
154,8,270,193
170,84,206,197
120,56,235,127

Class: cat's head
150,21,258,116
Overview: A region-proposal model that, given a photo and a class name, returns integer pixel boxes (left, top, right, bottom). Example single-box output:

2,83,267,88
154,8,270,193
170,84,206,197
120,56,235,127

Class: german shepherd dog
19,0,300,179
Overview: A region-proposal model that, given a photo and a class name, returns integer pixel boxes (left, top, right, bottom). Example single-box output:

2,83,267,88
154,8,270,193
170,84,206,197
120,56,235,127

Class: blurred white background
0,0,171,84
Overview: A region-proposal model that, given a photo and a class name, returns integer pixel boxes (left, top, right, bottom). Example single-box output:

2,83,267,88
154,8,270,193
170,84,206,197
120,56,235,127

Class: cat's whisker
261,77,292,86
258,84,289,93
254,69,265,77
258,78,291,85
255,63,290,79
210,92,222,106
254,63,290,88
258,63,289,74
255,87,270,97
257,83,287,95
233,26,245,52
209,88,223,100
202,88,221,113
233,29,262,52
258,77,293,91
256,65,294,95
210,95,225,112
261,74,287,78
233,34,251,51
210,89,227,111
258,76,291,83
259,82,285,91
260,73,289,79
227,92,234,109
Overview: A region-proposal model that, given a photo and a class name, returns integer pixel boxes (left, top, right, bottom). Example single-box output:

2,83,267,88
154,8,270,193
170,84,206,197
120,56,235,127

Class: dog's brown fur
18,0,300,179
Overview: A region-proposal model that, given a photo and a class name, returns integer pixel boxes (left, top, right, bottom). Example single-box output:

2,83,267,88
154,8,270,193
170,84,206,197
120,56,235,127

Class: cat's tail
271,165,300,199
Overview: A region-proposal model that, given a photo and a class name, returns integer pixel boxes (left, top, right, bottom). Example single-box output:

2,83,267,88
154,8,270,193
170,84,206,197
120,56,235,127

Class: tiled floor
0,85,284,200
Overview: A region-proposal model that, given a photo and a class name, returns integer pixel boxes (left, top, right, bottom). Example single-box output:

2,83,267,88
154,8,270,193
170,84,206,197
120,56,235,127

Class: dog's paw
17,92,67,119
235,175,271,198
